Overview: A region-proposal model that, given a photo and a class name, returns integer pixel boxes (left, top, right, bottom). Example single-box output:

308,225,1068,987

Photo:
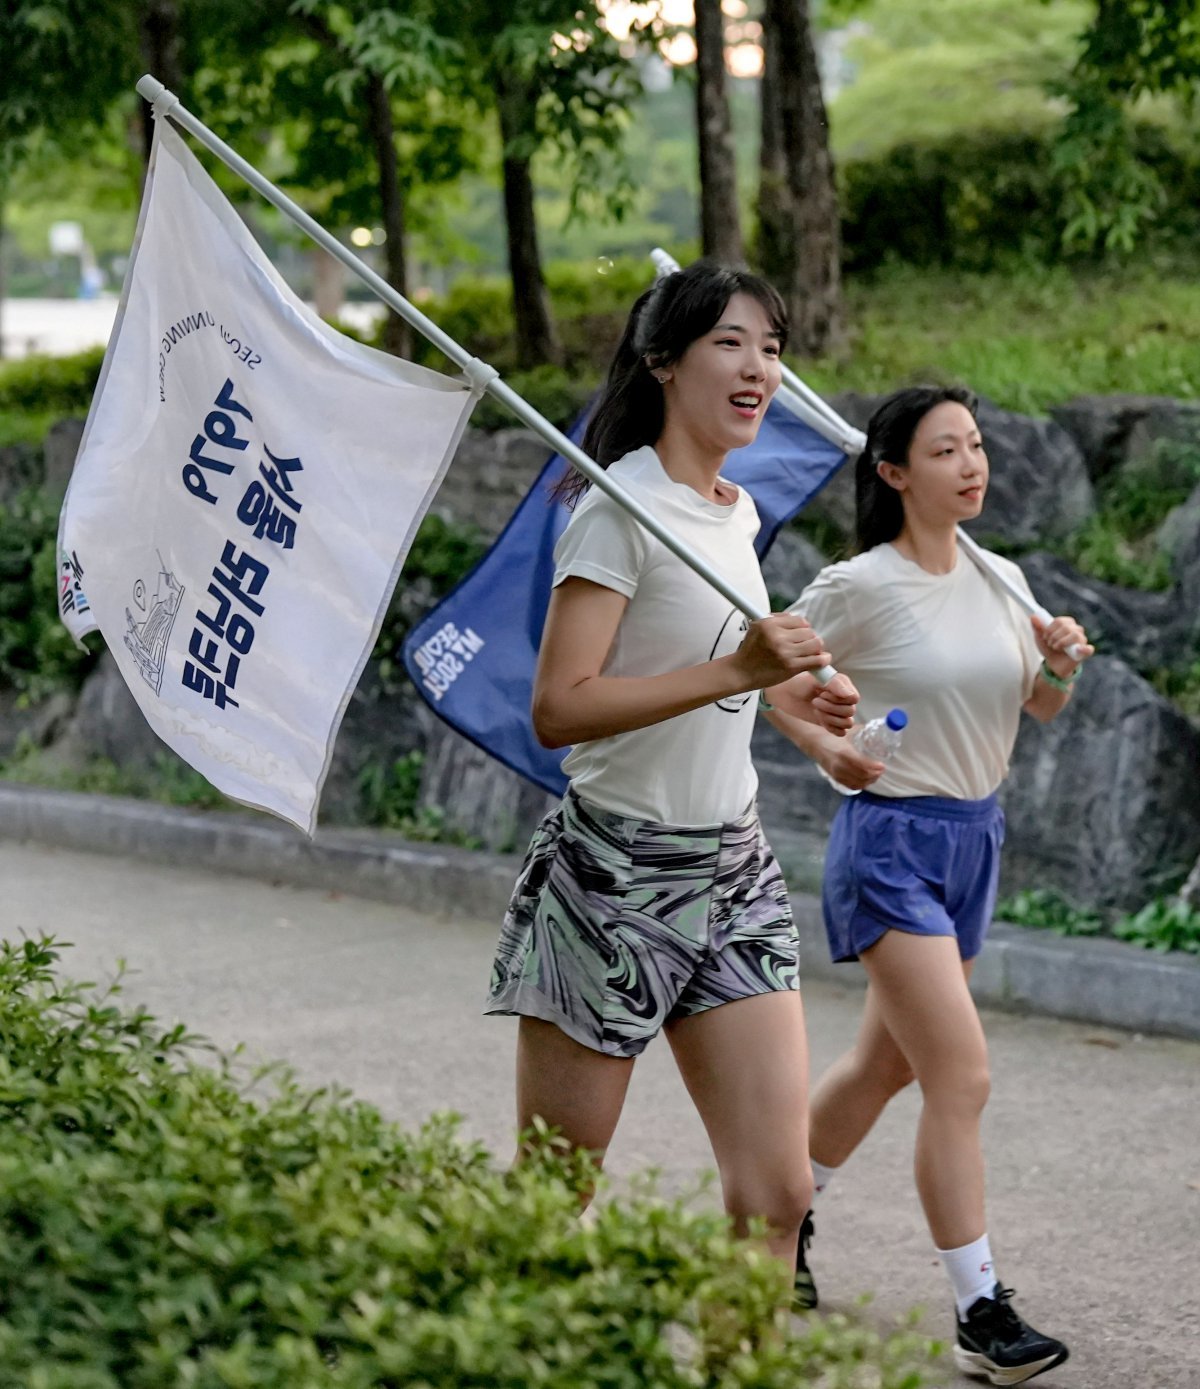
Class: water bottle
824,708,908,797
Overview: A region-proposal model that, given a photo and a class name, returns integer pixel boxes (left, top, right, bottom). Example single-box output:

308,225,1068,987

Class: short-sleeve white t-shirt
552,446,769,826
791,543,1040,800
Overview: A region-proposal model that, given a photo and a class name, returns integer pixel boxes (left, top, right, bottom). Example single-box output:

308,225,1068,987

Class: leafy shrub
0,744,228,811
469,363,597,434
1062,438,1200,591
0,345,104,415
0,937,937,1388
1114,898,1200,955
996,888,1104,936
840,125,1200,274
0,488,100,701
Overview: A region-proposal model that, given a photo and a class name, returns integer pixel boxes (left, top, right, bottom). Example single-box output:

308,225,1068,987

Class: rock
42,417,86,498
432,428,553,541
964,398,1094,544
318,669,426,826
1000,656,1200,911
752,716,841,894
54,651,164,771
1156,480,1200,564
1050,395,1200,484
1014,551,1175,674
0,687,76,762
416,716,556,854
761,527,828,604
825,391,1096,545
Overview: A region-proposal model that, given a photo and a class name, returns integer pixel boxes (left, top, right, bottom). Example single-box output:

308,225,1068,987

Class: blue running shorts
822,790,1005,963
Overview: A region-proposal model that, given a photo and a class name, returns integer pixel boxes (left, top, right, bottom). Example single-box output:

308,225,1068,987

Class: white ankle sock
937,1233,997,1318
810,1159,838,1200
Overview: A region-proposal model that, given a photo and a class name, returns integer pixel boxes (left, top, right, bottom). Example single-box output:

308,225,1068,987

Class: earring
654,373,667,384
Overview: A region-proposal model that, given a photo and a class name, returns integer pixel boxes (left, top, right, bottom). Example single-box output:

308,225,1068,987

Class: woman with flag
765,385,1091,1383
485,260,858,1274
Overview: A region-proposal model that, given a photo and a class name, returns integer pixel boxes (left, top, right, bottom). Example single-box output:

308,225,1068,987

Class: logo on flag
58,120,480,833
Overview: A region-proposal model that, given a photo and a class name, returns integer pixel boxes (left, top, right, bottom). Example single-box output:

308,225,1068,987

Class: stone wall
9,394,1200,913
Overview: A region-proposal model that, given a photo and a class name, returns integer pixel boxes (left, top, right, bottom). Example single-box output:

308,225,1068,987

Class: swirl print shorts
486,788,799,1058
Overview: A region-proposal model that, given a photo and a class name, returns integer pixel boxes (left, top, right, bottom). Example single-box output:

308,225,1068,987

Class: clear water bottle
825,708,908,797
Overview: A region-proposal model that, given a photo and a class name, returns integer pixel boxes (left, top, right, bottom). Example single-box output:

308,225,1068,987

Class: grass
796,258,1200,414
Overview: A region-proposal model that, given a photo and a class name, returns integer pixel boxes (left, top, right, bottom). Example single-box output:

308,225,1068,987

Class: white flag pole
134,75,837,686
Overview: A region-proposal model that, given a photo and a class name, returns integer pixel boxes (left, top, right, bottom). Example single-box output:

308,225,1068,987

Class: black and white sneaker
793,1210,818,1310
955,1285,1069,1385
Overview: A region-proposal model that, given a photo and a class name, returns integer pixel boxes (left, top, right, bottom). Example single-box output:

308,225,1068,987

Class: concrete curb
1,784,1197,1042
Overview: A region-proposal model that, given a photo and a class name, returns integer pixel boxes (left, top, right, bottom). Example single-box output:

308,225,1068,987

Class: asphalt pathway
3,840,1197,1388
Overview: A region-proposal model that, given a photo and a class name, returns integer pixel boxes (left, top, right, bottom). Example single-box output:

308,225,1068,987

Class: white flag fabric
58,120,479,833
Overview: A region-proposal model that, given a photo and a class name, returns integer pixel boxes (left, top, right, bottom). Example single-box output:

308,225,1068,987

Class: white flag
58,121,480,833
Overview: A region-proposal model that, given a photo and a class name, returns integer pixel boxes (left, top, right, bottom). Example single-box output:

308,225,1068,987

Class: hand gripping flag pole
135,75,839,686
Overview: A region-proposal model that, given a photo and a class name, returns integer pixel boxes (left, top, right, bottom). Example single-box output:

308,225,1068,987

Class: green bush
0,488,100,701
996,888,1104,936
0,345,104,415
0,744,229,811
469,363,598,434
840,125,1200,274
0,937,937,1387
1114,898,1200,955
1061,438,1200,591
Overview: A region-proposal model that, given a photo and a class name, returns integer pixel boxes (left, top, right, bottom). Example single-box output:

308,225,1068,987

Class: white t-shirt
553,446,768,826
792,543,1041,801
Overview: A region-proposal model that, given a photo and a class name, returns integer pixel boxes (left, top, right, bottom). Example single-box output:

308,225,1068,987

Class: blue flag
401,400,848,796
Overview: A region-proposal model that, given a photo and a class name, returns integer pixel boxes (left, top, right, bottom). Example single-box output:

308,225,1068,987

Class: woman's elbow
532,695,571,749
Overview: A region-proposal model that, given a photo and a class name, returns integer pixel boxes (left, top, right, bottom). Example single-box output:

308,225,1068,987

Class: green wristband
758,690,774,712
1039,660,1079,692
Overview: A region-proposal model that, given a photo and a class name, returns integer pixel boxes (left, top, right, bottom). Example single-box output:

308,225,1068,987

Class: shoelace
980,1285,1025,1336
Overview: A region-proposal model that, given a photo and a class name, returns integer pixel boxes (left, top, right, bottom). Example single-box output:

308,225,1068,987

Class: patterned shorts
485,788,798,1058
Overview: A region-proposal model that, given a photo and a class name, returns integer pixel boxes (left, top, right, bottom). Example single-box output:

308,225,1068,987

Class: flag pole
134,75,837,685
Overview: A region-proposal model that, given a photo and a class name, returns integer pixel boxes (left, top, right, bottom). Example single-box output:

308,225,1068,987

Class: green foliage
840,125,1200,274
0,937,938,1387
0,346,104,416
1060,439,1200,591
0,744,229,811
356,749,483,847
1114,897,1200,955
470,364,597,433
996,888,1104,936
796,259,1200,414
1148,661,1200,722
0,489,98,701
1050,0,1200,253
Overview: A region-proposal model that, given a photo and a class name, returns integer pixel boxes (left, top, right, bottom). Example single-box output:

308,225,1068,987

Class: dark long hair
855,385,978,552
555,260,788,507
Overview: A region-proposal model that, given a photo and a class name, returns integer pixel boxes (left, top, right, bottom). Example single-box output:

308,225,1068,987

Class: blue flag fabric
401,400,848,796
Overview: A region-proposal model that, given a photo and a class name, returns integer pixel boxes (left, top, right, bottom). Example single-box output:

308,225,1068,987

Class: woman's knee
921,1060,991,1117
723,1166,813,1236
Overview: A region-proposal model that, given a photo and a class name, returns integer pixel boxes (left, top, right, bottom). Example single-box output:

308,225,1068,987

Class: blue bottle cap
885,708,908,731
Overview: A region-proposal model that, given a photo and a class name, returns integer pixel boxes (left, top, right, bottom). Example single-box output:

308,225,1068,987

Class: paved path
4,840,1197,1387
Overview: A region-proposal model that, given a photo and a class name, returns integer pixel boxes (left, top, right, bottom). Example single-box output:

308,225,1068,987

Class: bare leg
858,933,990,1249
515,1017,635,1202
666,991,812,1264
809,956,977,1168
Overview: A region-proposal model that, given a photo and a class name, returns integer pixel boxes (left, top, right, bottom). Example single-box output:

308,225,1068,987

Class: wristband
1039,660,1079,692
758,690,774,712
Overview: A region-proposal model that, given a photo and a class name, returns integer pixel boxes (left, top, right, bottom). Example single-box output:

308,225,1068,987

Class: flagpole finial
136,74,181,121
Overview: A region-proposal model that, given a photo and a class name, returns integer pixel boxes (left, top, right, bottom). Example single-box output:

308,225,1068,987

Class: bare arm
764,670,860,735
765,706,885,792
1023,615,1093,724
532,577,832,749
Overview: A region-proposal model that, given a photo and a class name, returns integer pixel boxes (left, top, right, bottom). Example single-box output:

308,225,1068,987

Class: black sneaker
955,1285,1069,1385
793,1210,818,1310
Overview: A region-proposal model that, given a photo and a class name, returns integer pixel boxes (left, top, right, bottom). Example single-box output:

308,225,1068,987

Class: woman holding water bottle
763,386,1091,1385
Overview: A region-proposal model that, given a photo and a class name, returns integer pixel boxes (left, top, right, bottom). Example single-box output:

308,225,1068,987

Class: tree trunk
365,70,413,359
138,0,185,171
756,2,789,284
694,0,744,263
495,71,562,368
312,246,345,322
760,0,843,356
